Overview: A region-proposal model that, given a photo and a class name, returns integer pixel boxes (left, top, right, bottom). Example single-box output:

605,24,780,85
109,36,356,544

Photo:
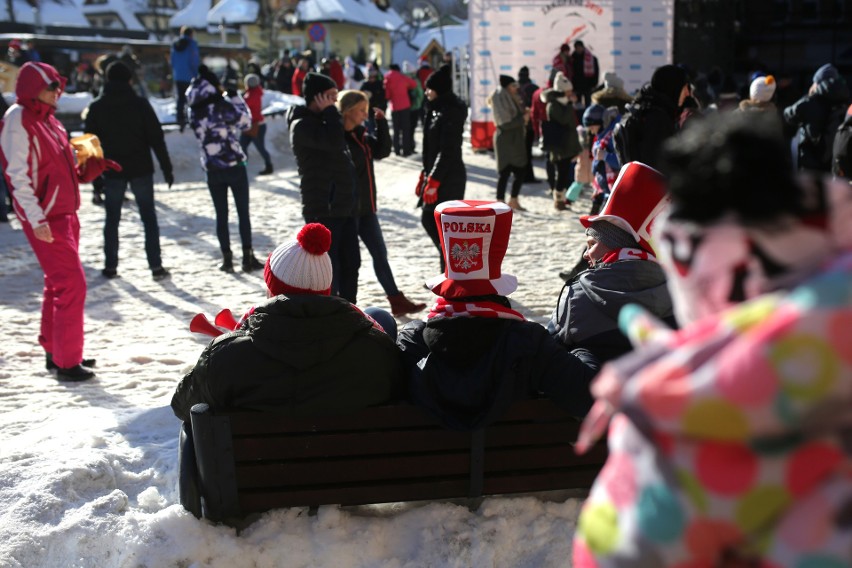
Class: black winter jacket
83,81,172,180
397,310,598,431
344,119,391,216
421,93,467,204
171,294,405,422
287,104,357,219
784,77,851,172
616,84,680,170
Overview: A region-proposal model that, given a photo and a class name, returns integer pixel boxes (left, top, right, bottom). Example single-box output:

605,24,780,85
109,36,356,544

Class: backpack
821,104,847,167
832,116,852,177
612,104,645,166
352,64,364,82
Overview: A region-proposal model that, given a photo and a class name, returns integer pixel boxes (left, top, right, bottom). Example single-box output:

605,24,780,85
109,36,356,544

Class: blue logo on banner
630,64,642,70
611,50,622,55
651,50,664,56
498,4,510,11
612,21,622,27
522,21,534,27
481,107,491,114
480,80,491,85
630,5,642,11
652,21,664,27
523,50,535,56
500,65,511,70
479,50,491,56
479,21,490,26
499,35,511,41
630,35,641,41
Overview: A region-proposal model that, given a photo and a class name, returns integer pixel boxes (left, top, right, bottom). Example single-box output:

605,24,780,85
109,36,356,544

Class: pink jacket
383,70,417,112
0,62,79,227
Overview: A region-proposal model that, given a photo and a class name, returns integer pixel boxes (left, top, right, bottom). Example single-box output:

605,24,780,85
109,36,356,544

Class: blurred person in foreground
573,111,852,568
0,63,119,381
172,223,404,422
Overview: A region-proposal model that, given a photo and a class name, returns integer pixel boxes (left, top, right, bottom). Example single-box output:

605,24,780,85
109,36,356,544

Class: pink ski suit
0,62,87,369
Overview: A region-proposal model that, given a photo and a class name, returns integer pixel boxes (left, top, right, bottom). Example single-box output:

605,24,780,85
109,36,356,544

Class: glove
423,177,441,204
77,157,122,184
163,170,174,189
415,171,426,197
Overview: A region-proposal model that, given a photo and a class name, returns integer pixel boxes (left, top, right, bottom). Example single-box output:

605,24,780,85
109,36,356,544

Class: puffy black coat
83,80,172,180
784,77,851,172
171,294,405,422
344,118,391,216
397,310,598,431
615,84,681,170
287,104,357,219
421,92,467,203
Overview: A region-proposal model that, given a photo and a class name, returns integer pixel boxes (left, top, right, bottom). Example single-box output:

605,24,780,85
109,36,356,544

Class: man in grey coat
547,162,676,364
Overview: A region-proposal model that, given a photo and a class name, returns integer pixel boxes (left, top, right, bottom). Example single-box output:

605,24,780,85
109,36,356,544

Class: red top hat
579,161,670,254
426,200,518,299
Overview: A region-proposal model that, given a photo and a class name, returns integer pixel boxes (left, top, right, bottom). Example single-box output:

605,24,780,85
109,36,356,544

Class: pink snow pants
23,214,87,369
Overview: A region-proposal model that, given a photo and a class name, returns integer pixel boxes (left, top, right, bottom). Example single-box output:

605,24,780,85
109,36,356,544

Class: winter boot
507,197,527,211
388,293,427,317
590,194,605,215
242,248,264,272
258,163,273,175
219,250,234,273
553,190,567,211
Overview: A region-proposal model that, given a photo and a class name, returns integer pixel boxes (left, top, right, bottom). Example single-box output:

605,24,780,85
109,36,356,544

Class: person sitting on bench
396,200,598,431
547,161,676,365
171,223,404,422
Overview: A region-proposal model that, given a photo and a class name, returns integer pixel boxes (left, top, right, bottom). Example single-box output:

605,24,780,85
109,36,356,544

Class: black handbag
541,120,564,150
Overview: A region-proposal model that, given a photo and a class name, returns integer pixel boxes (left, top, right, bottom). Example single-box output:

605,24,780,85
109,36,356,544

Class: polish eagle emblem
449,238,483,273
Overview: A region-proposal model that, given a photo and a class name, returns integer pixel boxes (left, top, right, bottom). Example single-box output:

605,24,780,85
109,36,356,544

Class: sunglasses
45,82,60,92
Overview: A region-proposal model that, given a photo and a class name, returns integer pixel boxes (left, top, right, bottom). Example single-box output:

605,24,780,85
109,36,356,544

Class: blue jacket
170,35,200,83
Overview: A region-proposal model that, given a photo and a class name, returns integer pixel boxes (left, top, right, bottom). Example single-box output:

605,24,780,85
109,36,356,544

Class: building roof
392,23,468,67
0,0,89,27
170,0,212,29
207,0,259,26
298,0,404,31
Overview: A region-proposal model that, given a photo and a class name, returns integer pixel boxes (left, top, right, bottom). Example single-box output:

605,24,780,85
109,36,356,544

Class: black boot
219,250,234,273
258,163,273,175
242,248,264,272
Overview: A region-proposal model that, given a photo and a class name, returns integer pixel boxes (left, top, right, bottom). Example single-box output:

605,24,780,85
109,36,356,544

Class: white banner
468,0,674,148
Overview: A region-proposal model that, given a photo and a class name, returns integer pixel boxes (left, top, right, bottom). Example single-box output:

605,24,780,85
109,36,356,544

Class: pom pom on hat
749,75,776,103
499,74,516,88
106,61,133,83
264,223,333,297
553,71,572,93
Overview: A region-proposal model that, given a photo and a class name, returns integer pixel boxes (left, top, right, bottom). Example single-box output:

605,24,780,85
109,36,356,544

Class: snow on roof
206,0,259,25
170,0,212,29
78,0,150,31
298,0,404,31
0,0,89,27
392,23,469,68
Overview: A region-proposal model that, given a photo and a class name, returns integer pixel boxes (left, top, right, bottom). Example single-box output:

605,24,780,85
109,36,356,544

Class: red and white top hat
426,200,518,299
579,161,670,254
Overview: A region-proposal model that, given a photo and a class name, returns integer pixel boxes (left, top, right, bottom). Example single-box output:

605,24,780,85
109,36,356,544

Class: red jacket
292,67,307,97
0,62,79,227
383,70,417,112
243,85,264,123
416,65,433,89
329,59,346,90
530,86,548,139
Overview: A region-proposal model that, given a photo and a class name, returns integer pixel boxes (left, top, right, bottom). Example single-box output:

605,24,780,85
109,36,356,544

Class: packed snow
0,111,592,567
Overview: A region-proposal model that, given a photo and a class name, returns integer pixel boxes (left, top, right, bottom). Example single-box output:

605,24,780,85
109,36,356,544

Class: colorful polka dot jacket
573,252,852,567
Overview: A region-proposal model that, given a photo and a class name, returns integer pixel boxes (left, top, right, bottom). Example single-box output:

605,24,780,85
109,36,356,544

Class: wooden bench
178,398,607,526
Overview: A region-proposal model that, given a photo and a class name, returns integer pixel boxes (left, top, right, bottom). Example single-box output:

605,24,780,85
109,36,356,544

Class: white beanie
554,71,573,93
264,223,333,296
603,71,624,91
749,75,776,103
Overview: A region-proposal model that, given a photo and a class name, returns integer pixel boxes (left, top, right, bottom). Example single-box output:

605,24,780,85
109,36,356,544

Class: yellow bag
69,133,103,166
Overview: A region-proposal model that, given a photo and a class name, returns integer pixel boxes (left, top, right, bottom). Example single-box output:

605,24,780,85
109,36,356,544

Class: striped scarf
583,50,595,78
427,297,526,322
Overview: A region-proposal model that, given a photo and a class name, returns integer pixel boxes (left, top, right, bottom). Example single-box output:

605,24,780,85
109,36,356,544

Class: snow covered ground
0,115,592,568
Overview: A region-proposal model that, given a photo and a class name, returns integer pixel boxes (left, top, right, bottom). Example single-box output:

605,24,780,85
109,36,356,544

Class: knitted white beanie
749,75,776,103
264,223,333,296
554,71,573,93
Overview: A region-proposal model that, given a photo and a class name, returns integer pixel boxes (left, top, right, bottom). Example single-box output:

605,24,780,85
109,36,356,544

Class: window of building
801,0,819,21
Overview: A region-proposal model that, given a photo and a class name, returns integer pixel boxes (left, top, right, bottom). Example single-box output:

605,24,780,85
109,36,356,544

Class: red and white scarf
583,50,595,78
427,297,526,322
600,248,657,264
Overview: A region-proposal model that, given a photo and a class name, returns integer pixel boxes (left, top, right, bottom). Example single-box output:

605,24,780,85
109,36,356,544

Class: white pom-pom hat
749,75,776,103
264,223,333,296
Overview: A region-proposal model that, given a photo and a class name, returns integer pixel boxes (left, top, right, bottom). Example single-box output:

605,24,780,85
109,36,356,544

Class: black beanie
302,72,337,106
499,74,516,88
651,64,689,106
425,64,452,96
106,61,132,83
